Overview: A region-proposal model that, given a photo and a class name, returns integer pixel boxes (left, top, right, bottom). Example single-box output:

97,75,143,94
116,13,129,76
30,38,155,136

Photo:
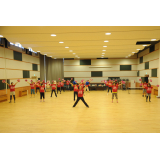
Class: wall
0,46,40,100
64,58,138,82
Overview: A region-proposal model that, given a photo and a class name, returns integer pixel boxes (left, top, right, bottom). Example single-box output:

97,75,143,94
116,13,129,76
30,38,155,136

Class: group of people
3,78,154,106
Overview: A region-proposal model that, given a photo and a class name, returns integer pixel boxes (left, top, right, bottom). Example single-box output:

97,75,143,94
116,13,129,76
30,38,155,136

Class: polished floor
0,89,160,133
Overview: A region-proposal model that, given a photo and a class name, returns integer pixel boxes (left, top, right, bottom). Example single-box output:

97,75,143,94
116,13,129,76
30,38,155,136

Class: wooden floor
0,89,160,133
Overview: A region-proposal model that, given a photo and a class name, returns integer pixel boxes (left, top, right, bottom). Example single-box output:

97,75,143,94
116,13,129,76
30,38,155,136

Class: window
140,57,143,63
13,51,22,61
145,62,149,69
91,71,102,77
23,70,30,78
137,71,139,77
32,64,38,71
80,60,91,65
120,65,131,71
151,69,157,77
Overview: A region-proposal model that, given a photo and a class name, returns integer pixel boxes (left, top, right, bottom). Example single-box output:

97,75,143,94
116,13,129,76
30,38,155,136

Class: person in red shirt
38,83,45,102
66,80,70,90
85,80,90,93
61,81,65,92
73,85,89,108
57,81,61,94
36,80,40,94
141,80,148,97
40,81,47,92
146,83,153,102
108,80,113,94
50,81,57,97
4,81,19,103
26,80,35,98
71,82,79,101
105,80,109,91
112,82,122,103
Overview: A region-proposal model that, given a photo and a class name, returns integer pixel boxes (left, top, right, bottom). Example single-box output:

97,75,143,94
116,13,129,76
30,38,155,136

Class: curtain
46,57,64,82
40,54,45,81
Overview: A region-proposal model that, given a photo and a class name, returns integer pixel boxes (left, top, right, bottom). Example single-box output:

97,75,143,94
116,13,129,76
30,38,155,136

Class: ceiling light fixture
102,50,106,51
128,54,131,56
104,40,109,42
137,49,140,50
65,47,69,48
132,52,135,53
37,51,40,52
73,53,76,54
103,46,107,47
143,45,147,46
50,56,52,57
101,57,104,58
51,34,56,36
105,33,111,35
102,55,104,56
59,42,64,43
69,50,73,52
44,54,47,55
151,39,156,41
0,35,3,37
54,58,57,59
102,53,105,54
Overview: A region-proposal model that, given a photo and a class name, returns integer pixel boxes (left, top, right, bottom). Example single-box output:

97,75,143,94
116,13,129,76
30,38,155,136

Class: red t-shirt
143,83,148,89
57,82,61,88
146,87,153,94
108,82,112,87
9,85,15,92
105,82,108,86
73,85,79,92
40,86,45,93
66,81,70,85
51,84,56,90
78,89,83,97
61,82,64,87
112,85,118,92
30,84,35,89
36,83,40,88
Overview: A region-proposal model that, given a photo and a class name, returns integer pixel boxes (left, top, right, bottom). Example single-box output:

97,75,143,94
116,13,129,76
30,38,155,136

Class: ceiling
0,26,160,59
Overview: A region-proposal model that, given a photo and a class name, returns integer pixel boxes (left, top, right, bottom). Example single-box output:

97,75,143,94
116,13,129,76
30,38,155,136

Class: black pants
51,90,57,97
36,87,40,93
10,95,15,101
40,92,45,99
108,87,112,93
57,87,61,94
73,97,89,107
61,87,65,92
74,91,78,101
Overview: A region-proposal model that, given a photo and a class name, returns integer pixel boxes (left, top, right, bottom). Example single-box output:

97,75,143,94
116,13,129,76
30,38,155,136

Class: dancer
26,80,35,98
57,81,61,94
108,80,113,94
61,81,65,92
50,81,57,97
141,80,148,97
39,83,45,102
146,83,153,102
85,80,90,92
4,80,19,103
66,80,70,90
41,80,47,92
36,80,40,94
71,82,79,101
73,85,89,108
112,82,122,103
105,80,109,91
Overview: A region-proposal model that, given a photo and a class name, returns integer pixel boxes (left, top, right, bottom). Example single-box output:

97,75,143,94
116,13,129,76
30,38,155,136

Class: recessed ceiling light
128,54,131,56
104,40,109,42
0,35,3,37
51,34,56,36
132,52,135,53
105,33,111,35
75,55,78,57
78,57,80,58
101,57,104,58
151,39,156,41
102,55,104,56
44,54,47,55
50,56,52,57
37,51,40,52
54,58,56,59
137,49,140,50
103,46,107,47
59,42,64,43
102,50,106,51
102,53,105,54
65,47,69,48
73,53,76,54
69,50,73,52
143,45,147,46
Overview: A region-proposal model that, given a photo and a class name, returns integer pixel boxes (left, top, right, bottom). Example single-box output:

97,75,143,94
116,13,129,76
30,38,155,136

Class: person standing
39,83,45,102
66,80,70,90
61,81,65,92
57,81,61,94
73,85,89,108
50,81,57,97
71,82,79,101
4,80,19,103
36,80,40,94
112,82,122,103
146,83,153,102
26,80,35,98
108,80,113,94
141,80,148,97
